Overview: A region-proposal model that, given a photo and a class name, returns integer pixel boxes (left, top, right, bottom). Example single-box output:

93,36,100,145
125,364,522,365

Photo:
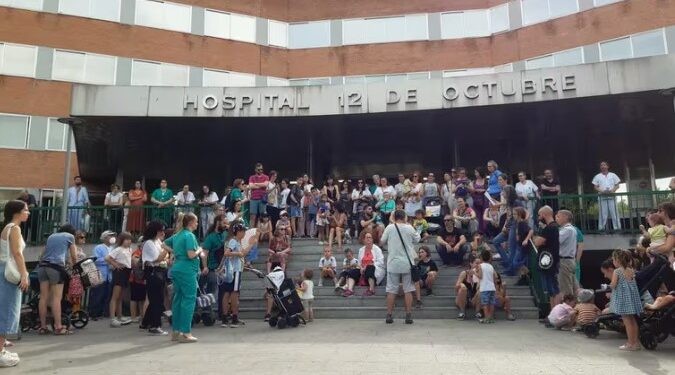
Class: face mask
108,237,116,245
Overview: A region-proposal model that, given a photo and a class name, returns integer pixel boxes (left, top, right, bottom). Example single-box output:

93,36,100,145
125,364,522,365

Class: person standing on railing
67,176,90,231
592,161,621,233
151,179,175,228
127,181,147,238
539,169,560,213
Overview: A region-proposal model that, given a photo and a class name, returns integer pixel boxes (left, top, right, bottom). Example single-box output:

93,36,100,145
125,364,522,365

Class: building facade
1,0,674,202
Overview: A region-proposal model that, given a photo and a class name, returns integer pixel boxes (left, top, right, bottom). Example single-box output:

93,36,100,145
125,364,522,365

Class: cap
280,210,288,216
100,230,116,241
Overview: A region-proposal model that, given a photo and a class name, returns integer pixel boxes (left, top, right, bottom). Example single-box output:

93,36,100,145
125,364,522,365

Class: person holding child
335,248,360,297
267,230,292,273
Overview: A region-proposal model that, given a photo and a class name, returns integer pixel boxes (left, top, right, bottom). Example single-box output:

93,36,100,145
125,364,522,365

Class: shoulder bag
3,224,22,285
394,223,421,282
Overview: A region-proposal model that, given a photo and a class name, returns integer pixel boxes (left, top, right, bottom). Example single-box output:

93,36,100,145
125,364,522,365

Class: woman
422,172,440,207
415,246,438,308
141,220,170,336
453,168,473,208
226,200,245,225
38,224,78,335
515,172,539,229
265,171,280,229
0,201,29,367
198,185,219,239
357,232,385,297
453,197,478,234
404,172,423,217
322,176,339,206
151,180,175,227
441,172,455,216
127,181,147,237
471,167,488,234
493,185,520,270
163,213,203,343
351,179,372,237
483,203,504,240
329,205,349,249
338,180,351,213
455,256,480,320
224,179,250,228
105,184,124,234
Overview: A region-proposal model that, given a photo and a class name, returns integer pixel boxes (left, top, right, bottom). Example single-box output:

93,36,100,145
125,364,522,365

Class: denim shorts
540,272,560,296
289,206,302,218
249,200,267,216
480,291,496,306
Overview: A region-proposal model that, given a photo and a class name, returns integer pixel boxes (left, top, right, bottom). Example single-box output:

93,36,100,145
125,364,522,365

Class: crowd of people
0,161,674,367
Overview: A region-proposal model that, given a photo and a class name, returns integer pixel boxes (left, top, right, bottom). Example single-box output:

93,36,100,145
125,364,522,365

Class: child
318,246,337,287
335,248,360,297
475,249,497,324
547,294,577,330
512,207,533,280
129,246,147,324
220,223,258,328
415,246,438,308
494,273,516,321
316,194,331,245
105,232,134,328
257,214,273,246
609,249,644,350
276,211,292,238
639,212,667,248
574,289,600,328
299,269,315,322
599,258,615,314
469,232,488,259
412,209,430,243
645,291,675,311
267,229,291,273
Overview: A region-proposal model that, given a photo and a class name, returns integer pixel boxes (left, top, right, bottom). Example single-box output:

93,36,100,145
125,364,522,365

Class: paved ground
5,319,674,375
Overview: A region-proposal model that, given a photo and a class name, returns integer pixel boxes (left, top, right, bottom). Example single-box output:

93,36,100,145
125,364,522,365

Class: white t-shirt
267,182,278,207
109,246,132,269
279,188,290,209
202,191,219,204
177,191,195,205
373,185,396,201
301,280,314,300
515,180,539,199
142,239,162,263
479,262,496,292
343,257,359,269
592,172,621,192
319,256,337,269
105,192,123,205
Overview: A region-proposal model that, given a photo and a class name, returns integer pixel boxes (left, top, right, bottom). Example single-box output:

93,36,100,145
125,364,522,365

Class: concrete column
427,13,441,41
508,0,523,30
35,47,54,80
191,6,205,36
256,17,269,45
189,67,203,87
330,20,343,46
115,57,133,85
43,0,58,13
120,0,136,25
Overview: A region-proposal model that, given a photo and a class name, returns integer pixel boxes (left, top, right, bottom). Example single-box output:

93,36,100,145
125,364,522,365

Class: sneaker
544,322,555,329
538,318,547,324
457,312,465,320
130,317,140,323
0,350,19,368
318,241,324,245
110,319,122,328
415,300,423,309
177,334,198,343
405,313,413,324
425,288,433,296
385,314,394,324
475,312,483,320
229,316,243,328
120,316,132,325
363,290,374,297
171,331,180,342
264,314,271,322
507,313,516,321
318,281,323,287
148,328,168,336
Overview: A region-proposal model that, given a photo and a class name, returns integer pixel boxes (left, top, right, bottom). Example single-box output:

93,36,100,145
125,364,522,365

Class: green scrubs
202,231,226,270
230,188,250,228
166,229,199,333
152,188,174,225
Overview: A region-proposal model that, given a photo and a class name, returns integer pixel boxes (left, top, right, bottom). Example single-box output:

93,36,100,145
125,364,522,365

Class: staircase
236,238,540,320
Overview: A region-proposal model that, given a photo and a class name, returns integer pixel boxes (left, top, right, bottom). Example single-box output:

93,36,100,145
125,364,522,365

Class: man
89,230,116,320
534,206,560,323
248,163,270,227
394,173,406,199
380,210,420,324
374,177,396,202
201,214,227,316
17,190,37,242
67,176,90,231
435,214,469,266
556,210,578,297
176,185,196,213
592,161,621,232
540,169,561,212
369,174,380,195
486,160,503,202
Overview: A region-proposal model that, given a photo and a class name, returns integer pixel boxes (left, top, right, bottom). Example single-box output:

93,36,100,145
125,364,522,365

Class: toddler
316,194,331,245
105,232,134,328
574,289,600,327
476,250,497,324
609,249,643,350
299,269,315,322
412,209,429,242
547,294,577,330
639,213,667,247
318,246,337,287
257,214,273,246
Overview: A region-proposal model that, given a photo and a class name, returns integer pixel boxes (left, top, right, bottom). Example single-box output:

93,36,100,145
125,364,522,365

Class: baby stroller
68,257,103,329
424,196,443,232
20,268,72,333
256,267,305,329
639,291,675,350
584,255,672,338
165,286,217,327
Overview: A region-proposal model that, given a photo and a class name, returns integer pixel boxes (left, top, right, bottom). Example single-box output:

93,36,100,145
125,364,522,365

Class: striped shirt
574,303,600,325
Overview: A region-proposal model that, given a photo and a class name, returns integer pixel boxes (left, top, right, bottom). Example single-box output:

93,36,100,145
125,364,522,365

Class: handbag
394,223,421,282
3,224,22,285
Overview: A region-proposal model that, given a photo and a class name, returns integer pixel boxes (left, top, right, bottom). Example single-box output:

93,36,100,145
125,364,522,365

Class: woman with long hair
197,185,219,239
126,181,147,237
0,201,29,367
322,175,339,205
471,167,488,233
141,220,170,336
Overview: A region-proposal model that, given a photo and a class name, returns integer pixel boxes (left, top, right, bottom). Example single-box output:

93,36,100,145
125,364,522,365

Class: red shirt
361,248,374,267
249,174,269,200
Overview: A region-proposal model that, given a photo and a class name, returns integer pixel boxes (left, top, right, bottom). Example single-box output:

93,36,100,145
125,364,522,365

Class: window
407,72,430,81
365,75,385,83
490,4,510,33
288,78,330,86
344,76,365,85
289,21,331,48
522,0,578,25
203,69,255,87
46,118,74,151
554,48,584,66
526,55,554,70
343,15,428,45
441,10,490,39
135,0,191,33
268,20,288,48
0,43,37,77
267,77,289,86
442,67,496,77
0,0,42,11
204,10,256,43
52,50,116,84
131,60,189,86
0,114,29,149
594,0,622,6
59,0,121,22
632,29,666,58
599,36,632,61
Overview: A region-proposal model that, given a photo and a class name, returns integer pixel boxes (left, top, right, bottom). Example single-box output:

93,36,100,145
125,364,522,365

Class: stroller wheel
583,323,600,339
70,311,89,329
289,316,300,327
268,316,278,327
639,326,658,350
277,317,287,329
20,316,32,333
192,313,201,326
202,312,215,327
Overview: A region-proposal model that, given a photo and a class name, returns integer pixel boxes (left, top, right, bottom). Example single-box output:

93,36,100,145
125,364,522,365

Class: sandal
3,340,13,347
54,327,74,336
38,327,52,335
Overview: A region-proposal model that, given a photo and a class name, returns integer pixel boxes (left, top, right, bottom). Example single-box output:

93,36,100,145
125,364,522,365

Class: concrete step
237,295,535,309
236,306,539,320
237,285,533,297
237,271,522,285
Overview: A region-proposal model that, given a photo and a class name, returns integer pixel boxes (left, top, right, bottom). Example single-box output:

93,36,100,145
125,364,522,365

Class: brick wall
0,149,79,189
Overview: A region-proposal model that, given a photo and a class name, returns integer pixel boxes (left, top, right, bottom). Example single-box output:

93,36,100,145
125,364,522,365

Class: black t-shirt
541,178,560,197
288,186,302,207
539,222,560,272
438,226,466,247
516,221,530,242
417,259,438,277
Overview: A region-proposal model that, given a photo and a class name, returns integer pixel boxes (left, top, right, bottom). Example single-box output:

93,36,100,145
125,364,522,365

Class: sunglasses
77,235,85,239
444,219,452,222
412,175,418,178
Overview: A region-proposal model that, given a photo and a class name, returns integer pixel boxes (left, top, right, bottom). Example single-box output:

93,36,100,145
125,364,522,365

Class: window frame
57,0,122,22
440,9,491,39
130,59,190,86
0,112,30,150
1,0,43,11
342,14,429,46
268,20,289,48
45,117,68,152
52,49,117,84
0,42,38,78
135,0,192,33
521,0,579,26
289,21,331,49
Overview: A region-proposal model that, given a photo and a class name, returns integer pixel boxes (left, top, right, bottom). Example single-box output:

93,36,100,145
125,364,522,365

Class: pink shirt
548,302,574,323
249,174,269,200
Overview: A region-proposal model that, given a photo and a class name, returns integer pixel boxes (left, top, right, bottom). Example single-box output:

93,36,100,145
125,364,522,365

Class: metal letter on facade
405,89,417,104
522,80,537,95
464,85,479,99
279,95,294,110
240,96,253,110
386,90,400,104
562,75,577,91
483,82,497,98
542,77,557,94
443,86,459,101
202,95,218,110
223,96,236,110
183,95,198,110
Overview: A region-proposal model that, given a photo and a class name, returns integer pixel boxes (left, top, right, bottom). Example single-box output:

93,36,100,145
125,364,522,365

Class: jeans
492,220,517,269
436,243,469,266
507,245,529,276
142,268,166,329
88,280,112,318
